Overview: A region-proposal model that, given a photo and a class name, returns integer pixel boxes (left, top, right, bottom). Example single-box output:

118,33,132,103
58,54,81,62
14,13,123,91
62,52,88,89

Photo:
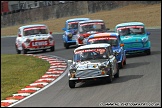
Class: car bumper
69,74,109,81
125,48,150,54
26,46,53,50
65,40,76,43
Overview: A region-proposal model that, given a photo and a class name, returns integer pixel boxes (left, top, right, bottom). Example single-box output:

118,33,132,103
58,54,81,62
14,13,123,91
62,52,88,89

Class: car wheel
123,59,126,65
69,80,75,88
65,43,69,49
15,44,21,54
145,49,151,55
105,69,113,83
114,66,119,78
50,46,55,52
119,61,124,69
22,48,28,54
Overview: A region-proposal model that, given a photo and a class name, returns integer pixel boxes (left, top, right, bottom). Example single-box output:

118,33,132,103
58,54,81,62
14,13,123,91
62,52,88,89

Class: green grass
1,54,50,100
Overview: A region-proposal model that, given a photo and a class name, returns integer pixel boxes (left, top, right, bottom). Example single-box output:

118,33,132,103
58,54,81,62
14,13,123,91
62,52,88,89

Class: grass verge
1,54,50,100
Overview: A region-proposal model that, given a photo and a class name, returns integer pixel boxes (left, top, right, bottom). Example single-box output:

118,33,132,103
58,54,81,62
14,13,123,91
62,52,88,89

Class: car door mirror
68,60,72,64
147,32,151,35
18,34,22,37
62,28,66,31
49,32,52,34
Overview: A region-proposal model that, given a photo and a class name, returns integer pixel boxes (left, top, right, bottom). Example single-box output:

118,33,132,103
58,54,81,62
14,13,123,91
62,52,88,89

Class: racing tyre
64,43,69,49
119,61,124,69
15,44,21,54
123,60,126,65
17,50,21,54
50,46,55,52
105,70,112,83
69,80,75,88
22,48,28,54
145,49,151,55
114,66,119,78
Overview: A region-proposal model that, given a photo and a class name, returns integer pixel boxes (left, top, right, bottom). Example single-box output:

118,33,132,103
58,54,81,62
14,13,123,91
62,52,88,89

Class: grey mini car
68,43,119,88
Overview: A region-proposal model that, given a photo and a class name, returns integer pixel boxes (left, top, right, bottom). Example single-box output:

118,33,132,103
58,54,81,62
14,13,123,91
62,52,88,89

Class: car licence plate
32,41,48,47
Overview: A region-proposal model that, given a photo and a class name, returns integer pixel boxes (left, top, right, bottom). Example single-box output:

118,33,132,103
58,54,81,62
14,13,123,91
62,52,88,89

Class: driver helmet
81,52,90,59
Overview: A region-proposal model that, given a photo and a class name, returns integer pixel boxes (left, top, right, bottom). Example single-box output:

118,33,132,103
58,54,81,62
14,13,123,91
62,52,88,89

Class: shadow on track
74,75,143,88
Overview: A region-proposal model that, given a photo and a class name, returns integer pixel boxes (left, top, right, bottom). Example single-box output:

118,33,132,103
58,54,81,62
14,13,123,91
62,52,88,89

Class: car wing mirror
68,60,73,64
18,34,22,37
62,28,66,31
147,32,151,35
49,32,52,34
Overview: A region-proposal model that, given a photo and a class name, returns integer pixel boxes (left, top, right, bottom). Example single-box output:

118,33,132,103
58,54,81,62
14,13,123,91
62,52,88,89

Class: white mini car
68,43,119,88
15,24,55,54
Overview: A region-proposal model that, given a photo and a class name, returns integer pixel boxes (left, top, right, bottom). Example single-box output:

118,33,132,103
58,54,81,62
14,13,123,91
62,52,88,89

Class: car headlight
69,69,76,78
79,36,84,40
25,39,31,43
142,37,148,43
66,32,73,37
48,37,53,41
99,64,109,75
68,33,73,38
99,63,107,69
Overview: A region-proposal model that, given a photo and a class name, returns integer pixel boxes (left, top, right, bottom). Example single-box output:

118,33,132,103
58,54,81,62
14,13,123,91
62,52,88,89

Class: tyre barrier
1,54,68,107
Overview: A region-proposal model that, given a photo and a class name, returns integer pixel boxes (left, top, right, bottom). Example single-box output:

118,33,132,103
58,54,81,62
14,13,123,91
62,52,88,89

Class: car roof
88,32,119,39
66,18,90,22
115,22,144,28
19,24,47,29
79,19,104,24
74,43,111,52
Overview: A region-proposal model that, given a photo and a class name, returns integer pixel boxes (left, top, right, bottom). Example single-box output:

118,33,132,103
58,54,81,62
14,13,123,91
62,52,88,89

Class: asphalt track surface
1,29,161,107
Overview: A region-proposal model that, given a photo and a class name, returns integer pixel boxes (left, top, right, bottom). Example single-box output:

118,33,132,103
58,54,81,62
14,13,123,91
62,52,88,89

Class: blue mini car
86,32,126,69
62,18,90,49
115,22,151,55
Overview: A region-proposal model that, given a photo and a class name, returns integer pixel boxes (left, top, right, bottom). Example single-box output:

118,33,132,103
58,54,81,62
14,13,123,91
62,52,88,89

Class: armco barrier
1,54,68,107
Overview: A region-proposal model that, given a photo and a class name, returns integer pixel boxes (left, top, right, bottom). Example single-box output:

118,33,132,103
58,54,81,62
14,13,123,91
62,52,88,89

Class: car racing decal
80,22,104,26
68,22,78,24
32,41,48,46
117,26,144,30
24,26,47,31
88,37,117,42
74,48,106,54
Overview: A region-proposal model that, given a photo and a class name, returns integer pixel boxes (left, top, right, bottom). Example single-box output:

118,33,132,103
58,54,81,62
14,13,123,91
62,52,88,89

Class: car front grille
124,42,143,49
76,69,101,78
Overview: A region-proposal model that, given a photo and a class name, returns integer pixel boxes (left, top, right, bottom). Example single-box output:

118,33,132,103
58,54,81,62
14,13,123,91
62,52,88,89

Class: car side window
18,29,21,36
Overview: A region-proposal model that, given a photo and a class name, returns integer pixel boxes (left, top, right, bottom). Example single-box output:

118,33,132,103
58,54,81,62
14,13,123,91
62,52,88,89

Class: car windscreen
117,25,145,36
88,37,118,47
79,22,106,33
23,26,48,36
67,22,78,30
73,48,108,62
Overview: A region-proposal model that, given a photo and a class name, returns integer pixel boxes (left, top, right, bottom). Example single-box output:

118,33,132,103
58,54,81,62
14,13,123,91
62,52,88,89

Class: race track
1,29,161,107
